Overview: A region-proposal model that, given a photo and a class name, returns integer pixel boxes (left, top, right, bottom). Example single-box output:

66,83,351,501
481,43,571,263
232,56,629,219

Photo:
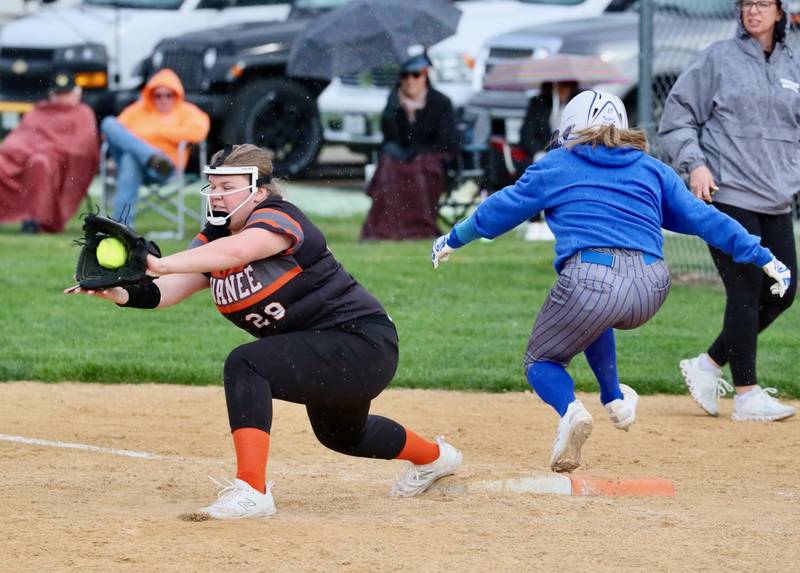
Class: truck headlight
429,52,474,84
152,49,164,69
598,48,636,63
82,45,99,60
532,47,551,59
203,48,217,70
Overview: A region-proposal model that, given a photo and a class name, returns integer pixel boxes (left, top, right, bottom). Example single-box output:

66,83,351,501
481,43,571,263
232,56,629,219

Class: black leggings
223,317,407,460
707,203,797,386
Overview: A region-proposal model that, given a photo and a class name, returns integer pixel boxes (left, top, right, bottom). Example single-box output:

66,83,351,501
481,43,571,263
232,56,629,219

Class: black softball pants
707,202,797,387
223,316,407,459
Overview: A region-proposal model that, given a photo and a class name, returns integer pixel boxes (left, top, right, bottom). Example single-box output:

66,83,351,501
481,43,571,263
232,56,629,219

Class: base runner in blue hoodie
431,91,792,473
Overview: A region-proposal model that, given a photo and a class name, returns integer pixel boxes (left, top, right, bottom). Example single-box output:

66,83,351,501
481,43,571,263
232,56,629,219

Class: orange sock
395,428,440,465
232,427,270,493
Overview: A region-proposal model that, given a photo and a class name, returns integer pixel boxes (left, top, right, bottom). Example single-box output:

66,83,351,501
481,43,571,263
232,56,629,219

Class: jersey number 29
244,302,286,329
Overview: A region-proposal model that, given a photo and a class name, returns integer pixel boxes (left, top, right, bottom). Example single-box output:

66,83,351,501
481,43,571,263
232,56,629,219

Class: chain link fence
638,0,799,282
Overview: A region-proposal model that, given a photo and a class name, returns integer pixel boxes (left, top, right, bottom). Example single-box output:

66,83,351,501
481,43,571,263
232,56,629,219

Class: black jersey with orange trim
189,197,386,338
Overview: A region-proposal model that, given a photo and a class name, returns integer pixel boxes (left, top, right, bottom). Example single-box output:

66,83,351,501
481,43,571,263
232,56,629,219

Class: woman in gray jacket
659,0,796,422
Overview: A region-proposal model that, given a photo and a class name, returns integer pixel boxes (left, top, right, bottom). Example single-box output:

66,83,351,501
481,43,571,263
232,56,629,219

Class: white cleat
390,437,463,497
679,354,733,416
198,478,276,520
550,399,593,473
732,387,796,422
604,383,639,431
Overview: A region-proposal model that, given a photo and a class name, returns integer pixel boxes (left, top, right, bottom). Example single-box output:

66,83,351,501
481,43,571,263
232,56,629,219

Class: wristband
446,228,465,249
118,281,161,309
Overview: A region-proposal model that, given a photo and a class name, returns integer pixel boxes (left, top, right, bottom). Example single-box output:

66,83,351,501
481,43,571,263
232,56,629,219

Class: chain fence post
638,0,654,139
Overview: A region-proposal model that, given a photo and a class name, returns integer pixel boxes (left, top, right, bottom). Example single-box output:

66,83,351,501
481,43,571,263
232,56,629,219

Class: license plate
1,111,21,130
342,113,367,135
505,118,523,145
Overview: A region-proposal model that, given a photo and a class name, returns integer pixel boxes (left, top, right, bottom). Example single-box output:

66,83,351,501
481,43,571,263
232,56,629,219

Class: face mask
200,183,257,226
200,165,261,226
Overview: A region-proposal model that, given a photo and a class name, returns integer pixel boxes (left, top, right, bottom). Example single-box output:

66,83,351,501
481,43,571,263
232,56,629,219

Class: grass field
1,204,798,398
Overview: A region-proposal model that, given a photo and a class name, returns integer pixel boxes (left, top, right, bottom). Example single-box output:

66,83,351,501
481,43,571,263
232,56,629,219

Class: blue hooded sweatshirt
452,144,773,272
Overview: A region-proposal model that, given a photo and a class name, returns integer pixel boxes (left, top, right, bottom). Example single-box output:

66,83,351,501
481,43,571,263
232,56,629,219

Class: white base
431,474,572,496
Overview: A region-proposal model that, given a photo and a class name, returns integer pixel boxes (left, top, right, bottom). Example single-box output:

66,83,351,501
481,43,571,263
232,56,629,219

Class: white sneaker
198,478,276,520
604,384,639,431
732,387,797,422
550,400,593,473
679,354,733,416
390,437,463,497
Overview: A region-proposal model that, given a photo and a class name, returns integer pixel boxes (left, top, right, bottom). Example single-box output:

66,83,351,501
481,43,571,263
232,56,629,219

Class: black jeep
141,0,347,177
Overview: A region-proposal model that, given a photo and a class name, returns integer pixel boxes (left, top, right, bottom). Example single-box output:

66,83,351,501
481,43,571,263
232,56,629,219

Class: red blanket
0,101,99,232
360,152,449,241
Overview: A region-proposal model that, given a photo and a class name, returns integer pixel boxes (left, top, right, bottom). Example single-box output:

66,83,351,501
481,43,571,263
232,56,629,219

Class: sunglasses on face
153,91,176,100
400,71,423,80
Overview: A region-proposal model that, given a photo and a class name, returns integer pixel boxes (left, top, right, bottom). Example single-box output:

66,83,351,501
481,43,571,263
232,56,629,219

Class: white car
317,0,628,153
0,0,294,121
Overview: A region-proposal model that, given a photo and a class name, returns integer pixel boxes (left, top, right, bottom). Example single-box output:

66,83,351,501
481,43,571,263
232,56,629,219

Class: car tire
222,78,322,177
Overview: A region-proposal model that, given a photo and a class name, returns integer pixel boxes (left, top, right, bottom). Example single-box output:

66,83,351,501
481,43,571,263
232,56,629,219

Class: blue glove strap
446,229,465,248
451,215,481,246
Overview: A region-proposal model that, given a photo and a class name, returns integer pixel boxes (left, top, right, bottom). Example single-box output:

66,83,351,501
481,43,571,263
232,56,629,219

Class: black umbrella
286,0,461,80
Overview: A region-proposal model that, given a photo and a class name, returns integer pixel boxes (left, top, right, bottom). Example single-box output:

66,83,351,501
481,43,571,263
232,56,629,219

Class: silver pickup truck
465,0,751,144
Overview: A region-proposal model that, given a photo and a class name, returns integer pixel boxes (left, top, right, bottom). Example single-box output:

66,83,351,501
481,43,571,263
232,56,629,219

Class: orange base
569,475,675,497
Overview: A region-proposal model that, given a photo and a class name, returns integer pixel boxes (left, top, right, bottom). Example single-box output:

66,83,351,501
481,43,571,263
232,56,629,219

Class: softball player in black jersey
65,144,461,519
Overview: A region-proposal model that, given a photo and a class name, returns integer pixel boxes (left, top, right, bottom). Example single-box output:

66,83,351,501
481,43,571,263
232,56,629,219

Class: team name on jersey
210,265,263,306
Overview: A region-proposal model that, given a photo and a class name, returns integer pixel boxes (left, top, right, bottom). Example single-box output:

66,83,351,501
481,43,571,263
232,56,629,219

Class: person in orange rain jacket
101,68,210,227
0,70,99,234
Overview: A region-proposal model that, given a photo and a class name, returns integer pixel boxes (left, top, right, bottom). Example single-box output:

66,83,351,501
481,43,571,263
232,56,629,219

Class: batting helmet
553,90,628,148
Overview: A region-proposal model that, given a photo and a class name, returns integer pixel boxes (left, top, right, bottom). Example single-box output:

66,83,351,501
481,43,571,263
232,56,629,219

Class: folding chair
98,140,207,240
486,135,533,191
438,109,492,227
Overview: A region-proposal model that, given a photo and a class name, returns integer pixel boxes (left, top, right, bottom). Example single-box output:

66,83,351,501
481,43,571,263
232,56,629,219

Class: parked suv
145,0,345,176
316,0,626,154
0,0,293,126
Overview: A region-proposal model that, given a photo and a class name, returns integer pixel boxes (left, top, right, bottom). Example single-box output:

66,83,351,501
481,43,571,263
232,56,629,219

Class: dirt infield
1,382,798,572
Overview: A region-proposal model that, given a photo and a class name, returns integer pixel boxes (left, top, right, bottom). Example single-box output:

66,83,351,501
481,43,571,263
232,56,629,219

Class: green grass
1,209,798,398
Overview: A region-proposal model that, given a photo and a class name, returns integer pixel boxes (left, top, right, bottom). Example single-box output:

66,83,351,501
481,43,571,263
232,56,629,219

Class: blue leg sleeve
584,328,623,405
525,360,575,417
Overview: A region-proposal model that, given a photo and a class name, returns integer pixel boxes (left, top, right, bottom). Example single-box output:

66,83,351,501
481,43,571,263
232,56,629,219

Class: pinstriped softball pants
524,248,671,368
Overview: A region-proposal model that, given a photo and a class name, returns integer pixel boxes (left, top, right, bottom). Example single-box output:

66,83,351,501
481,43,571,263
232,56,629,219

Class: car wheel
222,78,322,177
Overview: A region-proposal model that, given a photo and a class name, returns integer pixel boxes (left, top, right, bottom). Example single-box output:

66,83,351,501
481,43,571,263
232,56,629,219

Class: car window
232,0,292,5
294,0,349,7
620,0,738,15
458,0,588,4
658,0,737,15
604,0,637,12
84,0,184,7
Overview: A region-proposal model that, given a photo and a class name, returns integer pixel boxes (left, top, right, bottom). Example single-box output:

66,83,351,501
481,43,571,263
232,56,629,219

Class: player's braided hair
209,144,278,195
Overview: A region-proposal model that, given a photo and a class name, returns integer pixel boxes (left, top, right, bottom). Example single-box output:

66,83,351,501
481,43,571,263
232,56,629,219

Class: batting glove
432,231,460,269
763,257,791,298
